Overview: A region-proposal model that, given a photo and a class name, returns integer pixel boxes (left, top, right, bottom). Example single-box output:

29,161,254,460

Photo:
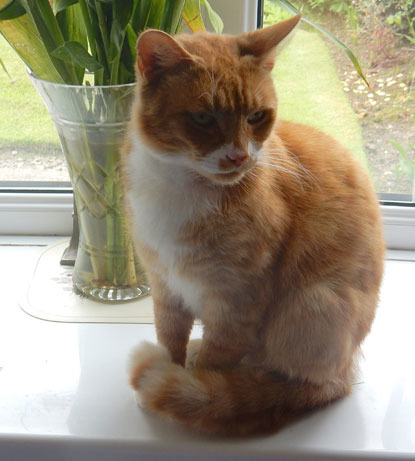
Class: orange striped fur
121,15,384,436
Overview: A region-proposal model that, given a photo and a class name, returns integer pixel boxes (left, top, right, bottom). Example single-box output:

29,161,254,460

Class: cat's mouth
210,170,245,184
198,162,255,185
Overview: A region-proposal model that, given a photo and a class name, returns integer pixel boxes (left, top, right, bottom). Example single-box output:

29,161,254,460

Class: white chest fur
124,134,216,317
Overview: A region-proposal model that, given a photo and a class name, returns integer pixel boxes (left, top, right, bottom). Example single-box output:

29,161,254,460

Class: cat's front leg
195,300,260,370
151,274,194,366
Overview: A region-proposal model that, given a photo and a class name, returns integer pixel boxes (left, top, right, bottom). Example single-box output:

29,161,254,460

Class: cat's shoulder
275,120,347,153
274,120,361,173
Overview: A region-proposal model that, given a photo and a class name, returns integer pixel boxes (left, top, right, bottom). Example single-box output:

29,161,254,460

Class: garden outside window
0,0,413,250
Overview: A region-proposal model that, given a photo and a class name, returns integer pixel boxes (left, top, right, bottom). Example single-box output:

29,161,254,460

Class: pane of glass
263,0,415,203
0,34,70,186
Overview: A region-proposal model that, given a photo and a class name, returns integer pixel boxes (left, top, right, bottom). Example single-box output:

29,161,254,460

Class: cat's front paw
129,341,171,393
129,341,192,412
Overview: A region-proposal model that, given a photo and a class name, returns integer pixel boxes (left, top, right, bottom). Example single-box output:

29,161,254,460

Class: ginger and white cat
121,15,384,436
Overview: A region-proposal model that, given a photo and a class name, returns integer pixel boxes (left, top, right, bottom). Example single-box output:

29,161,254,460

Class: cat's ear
238,14,302,71
136,30,192,82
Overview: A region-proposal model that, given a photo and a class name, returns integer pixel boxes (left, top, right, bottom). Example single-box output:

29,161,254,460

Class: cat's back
272,119,379,214
274,120,370,194
269,119,384,288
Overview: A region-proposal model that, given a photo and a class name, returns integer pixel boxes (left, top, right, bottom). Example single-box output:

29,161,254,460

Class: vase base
74,283,150,303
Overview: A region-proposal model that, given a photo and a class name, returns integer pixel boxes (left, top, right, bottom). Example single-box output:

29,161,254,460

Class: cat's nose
226,152,249,167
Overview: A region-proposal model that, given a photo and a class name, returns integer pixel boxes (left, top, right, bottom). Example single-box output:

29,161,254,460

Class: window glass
0,34,70,186
1,3,414,202
264,0,415,203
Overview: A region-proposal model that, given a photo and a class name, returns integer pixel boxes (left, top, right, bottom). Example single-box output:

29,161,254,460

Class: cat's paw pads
129,341,170,392
186,338,203,369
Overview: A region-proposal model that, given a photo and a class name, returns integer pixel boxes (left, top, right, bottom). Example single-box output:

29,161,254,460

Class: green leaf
79,0,109,83
0,0,26,20
18,0,80,83
182,0,222,33
182,0,205,32
109,0,133,84
53,0,79,15
275,0,369,87
51,40,103,72
0,5,64,82
145,0,165,30
125,23,137,58
201,0,223,33
132,0,184,34
78,0,95,55
390,139,408,159
57,4,87,44
390,139,415,179
57,4,87,82
94,0,111,63
272,0,301,18
117,59,134,84
112,0,133,30
130,0,152,33
160,0,185,34
1,0,220,85
0,55,11,78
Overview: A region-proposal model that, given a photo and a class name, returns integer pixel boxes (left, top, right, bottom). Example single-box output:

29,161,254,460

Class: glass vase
30,72,149,303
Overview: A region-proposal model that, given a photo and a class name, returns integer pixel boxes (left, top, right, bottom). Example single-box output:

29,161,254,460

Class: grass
273,28,367,167
0,34,59,149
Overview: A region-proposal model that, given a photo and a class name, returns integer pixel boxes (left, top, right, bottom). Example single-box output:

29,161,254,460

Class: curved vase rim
27,68,136,90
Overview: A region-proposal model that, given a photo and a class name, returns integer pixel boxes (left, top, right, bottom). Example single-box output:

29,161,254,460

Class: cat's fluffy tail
129,342,350,436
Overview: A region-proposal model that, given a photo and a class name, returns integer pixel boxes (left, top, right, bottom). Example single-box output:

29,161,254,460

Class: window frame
0,0,414,250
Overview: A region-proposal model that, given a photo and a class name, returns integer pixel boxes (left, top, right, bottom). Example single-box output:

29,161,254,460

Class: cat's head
133,15,301,185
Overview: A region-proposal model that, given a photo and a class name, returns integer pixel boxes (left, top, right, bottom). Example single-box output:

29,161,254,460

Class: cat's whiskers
259,147,319,188
257,161,306,191
266,146,315,172
263,153,306,172
260,159,316,191
243,167,261,185
261,149,320,190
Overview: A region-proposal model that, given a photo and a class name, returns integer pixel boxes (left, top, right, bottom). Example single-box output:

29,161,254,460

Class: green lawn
0,34,59,149
273,29,367,166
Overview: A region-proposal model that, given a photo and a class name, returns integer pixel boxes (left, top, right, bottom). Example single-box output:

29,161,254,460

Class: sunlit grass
274,28,367,166
0,34,59,147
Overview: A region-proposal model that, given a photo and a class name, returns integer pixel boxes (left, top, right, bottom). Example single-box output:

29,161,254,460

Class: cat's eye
190,112,215,127
247,111,265,125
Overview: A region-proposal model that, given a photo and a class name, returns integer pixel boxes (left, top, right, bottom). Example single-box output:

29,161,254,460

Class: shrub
383,0,415,44
297,0,414,45
355,0,400,65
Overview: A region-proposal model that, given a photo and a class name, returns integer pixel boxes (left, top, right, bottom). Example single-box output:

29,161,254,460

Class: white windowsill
0,192,73,236
0,237,414,460
1,191,414,250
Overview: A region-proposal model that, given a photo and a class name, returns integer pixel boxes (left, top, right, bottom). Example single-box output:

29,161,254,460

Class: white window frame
1,192,414,250
0,0,414,250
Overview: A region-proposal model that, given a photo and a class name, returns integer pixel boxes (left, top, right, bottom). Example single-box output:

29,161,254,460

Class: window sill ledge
0,238,414,460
